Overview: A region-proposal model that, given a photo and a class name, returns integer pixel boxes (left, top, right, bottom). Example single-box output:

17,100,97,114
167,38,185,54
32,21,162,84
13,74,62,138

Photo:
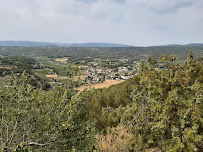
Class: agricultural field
74,80,124,91
55,57,68,63
39,60,67,76
32,57,69,83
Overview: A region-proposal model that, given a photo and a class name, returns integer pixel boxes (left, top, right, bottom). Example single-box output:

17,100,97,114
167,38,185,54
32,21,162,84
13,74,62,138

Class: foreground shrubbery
0,54,202,151
118,54,203,151
80,53,203,151
0,72,97,151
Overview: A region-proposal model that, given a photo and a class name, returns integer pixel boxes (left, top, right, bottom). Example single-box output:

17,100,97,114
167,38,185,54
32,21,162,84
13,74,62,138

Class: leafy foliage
116,54,203,151
0,72,97,151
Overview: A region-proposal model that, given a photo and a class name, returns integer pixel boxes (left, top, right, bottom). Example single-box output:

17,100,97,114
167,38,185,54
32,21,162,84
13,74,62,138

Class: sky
0,0,202,46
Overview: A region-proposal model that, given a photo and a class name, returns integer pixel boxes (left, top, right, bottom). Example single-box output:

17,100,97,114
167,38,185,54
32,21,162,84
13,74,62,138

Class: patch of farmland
46,74,67,80
55,58,68,62
74,80,124,91
39,61,67,76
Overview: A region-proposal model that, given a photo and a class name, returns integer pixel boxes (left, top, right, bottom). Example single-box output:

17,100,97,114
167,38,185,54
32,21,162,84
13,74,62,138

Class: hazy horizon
0,40,203,47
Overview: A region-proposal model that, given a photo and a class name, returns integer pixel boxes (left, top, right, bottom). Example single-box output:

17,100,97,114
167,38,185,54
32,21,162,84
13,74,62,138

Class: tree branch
8,121,18,147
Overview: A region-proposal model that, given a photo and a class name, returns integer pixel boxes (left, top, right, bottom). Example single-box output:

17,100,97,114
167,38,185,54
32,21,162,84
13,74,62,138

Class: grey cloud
77,0,125,4
112,0,125,3
77,0,99,4
146,0,200,14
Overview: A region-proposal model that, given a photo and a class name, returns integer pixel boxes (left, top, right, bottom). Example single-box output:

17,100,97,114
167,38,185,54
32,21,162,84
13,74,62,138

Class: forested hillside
0,54,202,151
0,46,202,60
0,56,50,89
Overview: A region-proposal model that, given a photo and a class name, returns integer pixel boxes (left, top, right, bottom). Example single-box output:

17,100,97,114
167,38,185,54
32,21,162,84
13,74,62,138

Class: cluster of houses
83,68,104,84
82,66,136,84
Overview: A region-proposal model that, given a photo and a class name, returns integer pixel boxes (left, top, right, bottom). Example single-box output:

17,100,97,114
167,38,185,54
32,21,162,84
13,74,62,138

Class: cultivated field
78,65,89,68
46,74,67,80
74,80,124,91
55,57,68,62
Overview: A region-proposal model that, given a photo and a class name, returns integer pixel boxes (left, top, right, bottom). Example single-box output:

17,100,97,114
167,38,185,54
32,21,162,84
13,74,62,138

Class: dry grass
0,66,12,69
73,75,86,81
46,75,67,79
119,59,129,62
46,74,58,78
55,58,68,62
78,65,89,68
34,69,44,71
74,80,123,91
55,76,67,80
49,82,57,84
146,148,160,152
96,124,133,152
96,124,160,152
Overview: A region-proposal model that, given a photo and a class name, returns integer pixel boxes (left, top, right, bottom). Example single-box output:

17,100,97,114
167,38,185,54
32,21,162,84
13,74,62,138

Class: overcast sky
0,0,202,46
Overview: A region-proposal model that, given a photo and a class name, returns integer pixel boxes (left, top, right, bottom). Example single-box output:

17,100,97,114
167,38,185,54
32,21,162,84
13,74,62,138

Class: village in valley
46,57,140,91
1,46,199,91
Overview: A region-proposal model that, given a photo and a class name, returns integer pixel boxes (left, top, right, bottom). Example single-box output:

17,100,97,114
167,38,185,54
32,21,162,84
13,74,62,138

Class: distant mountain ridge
150,43,203,47
0,41,134,47
186,43,203,47
0,41,202,48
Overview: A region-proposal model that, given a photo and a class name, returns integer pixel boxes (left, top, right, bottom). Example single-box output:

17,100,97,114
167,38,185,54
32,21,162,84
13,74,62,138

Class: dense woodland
0,46,202,59
0,56,51,89
0,53,202,151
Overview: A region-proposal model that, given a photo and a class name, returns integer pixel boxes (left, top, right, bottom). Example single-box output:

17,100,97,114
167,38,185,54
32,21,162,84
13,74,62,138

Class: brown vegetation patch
55,76,67,80
0,66,12,69
73,76,86,81
46,74,58,78
46,75,67,79
49,82,56,84
55,58,68,62
96,124,133,151
34,69,44,71
78,65,89,68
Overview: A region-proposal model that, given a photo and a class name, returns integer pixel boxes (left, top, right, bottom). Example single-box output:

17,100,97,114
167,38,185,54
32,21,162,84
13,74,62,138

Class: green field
39,60,68,76
31,59,70,85
33,69,52,82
